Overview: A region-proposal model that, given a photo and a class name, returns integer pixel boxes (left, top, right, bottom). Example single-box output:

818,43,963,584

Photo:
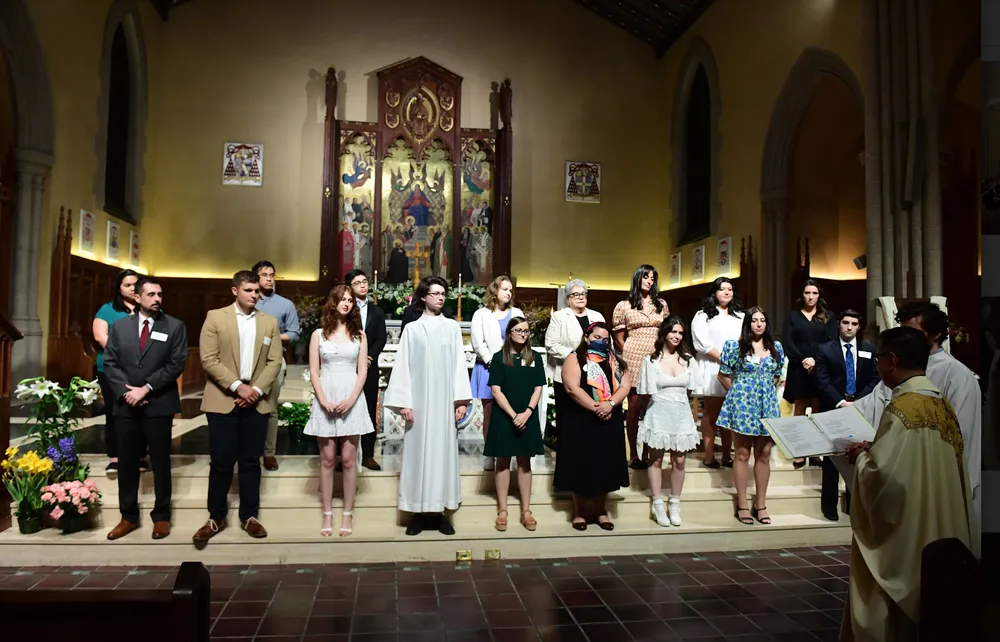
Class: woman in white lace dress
304,285,374,537
637,316,700,527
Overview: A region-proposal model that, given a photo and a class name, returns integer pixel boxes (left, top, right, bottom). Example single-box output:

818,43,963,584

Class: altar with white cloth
375,319,549,454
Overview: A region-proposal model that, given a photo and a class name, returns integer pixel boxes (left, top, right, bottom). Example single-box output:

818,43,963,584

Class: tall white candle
458,273,462,290
373,270,378,292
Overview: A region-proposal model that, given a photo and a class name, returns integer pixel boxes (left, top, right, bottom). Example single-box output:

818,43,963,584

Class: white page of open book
762,415,834,459
809,406,876,452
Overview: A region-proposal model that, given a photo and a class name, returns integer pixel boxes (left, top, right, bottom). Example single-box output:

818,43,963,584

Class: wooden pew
919,537,980,641
0,561,211,641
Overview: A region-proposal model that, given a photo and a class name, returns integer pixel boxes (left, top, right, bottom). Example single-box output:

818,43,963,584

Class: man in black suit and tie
347,269,387,470
814,309,880,521
102,277,188,540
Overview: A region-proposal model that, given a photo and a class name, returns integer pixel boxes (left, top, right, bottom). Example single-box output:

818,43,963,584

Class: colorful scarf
584,350,621,402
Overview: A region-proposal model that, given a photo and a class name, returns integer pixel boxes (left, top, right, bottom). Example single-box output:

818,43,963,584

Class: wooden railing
0,561,211,641
47,207,95,384
0,312,24,530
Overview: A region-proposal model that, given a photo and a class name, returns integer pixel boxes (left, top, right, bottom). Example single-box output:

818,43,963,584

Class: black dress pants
97,371,146,460
821,456,851,514
117,414,173,523
207,407,268,523
361,370,379,459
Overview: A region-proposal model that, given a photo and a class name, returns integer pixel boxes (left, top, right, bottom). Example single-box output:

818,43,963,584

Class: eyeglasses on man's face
351,279,368,287
426,291,446,298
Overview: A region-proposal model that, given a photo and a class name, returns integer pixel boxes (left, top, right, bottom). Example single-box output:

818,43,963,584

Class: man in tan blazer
192,270,283,544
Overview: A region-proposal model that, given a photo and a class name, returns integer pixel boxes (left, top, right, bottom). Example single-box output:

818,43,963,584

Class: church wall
656,0,864,294
134,0,665,289
26,0,165,358
0,50,14,158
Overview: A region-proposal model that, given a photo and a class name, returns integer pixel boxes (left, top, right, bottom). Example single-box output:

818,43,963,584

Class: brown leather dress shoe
107,520,140,541
262,456,279,471
192,519,225,544
241,517,268,538
362,458,382,471
151,521,171,540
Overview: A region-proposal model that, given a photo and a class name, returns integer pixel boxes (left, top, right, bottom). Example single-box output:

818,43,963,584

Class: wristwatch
608,399,616,407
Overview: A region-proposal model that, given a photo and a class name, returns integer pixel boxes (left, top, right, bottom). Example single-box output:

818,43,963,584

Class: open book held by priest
762,406,875,460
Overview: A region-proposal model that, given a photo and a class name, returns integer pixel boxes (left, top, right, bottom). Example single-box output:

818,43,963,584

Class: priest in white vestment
842,327,976,642
383,276,472,536
853,302,982,534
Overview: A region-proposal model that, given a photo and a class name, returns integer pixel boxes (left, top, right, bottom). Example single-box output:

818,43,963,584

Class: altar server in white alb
383,276,472,536
853,301,982,536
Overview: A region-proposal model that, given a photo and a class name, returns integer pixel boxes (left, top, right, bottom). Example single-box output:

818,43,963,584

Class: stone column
861,0,884,338
918,0,942,297
761,195,790,335
9,148,52,386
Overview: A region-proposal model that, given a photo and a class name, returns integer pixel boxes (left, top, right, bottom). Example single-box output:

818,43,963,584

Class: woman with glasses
612,265,670,469
470,275,523,470
543,279,605,450
484,317,546,531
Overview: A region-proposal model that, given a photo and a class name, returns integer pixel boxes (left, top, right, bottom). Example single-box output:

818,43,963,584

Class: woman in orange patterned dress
612,265,670,469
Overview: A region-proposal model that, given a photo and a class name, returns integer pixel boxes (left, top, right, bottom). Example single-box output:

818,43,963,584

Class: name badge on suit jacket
150,331,168,342
858,350,872,359
263,336,272,346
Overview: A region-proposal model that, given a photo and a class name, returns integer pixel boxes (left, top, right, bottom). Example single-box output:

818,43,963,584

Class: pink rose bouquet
41,479,101,532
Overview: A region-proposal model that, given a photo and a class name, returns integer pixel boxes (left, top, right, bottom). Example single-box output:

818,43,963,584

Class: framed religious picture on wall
129,231,141,267
222,142,264,187
717,237,732,275
565,161,601,203
669,252,681,286
691,244,705,282
106,221,121,263
79,209,95,253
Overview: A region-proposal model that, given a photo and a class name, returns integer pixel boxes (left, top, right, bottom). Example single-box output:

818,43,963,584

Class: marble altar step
1,453,850,566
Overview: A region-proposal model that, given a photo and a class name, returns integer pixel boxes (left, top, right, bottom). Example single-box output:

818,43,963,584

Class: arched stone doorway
760,48,864,333
0,0,56,384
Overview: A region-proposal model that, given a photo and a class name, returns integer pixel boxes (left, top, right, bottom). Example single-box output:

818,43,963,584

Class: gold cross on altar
411,242,431,282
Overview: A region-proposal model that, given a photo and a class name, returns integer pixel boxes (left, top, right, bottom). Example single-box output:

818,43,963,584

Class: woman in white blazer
471,276,523,470
543,279,606,449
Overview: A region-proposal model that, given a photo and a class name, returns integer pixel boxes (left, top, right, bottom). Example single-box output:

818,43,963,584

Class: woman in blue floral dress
716,307,785,526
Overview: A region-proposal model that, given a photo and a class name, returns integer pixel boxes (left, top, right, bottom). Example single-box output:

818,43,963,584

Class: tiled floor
0,546,851,640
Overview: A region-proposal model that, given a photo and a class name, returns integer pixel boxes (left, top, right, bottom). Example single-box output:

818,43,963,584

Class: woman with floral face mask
554,321,631,531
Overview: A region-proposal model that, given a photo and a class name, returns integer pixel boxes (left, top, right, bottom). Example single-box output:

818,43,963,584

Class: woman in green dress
485,316,546,532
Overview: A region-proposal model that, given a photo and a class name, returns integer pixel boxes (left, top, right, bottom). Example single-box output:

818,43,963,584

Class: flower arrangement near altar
949,323,969,344
293,294,326,341
14,376,100,453
374,280,486,319
1,447,55,534
279,401,312,427
41,479,102,534
521,302,552,345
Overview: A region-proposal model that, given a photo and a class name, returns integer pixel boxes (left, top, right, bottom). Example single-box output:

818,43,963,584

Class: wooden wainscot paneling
0,312,24,531
48,209,97,384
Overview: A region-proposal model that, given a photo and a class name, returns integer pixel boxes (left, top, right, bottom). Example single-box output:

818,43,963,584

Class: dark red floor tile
585,575,629,591
751,612,805,634
673,559,715,573
210,617,261,637
310,598,353,617
667,617,718,638
557,589,602,608
441,609,489,630
480,592,524,611
709,614,759,636
705,583,752,600
446,629,493,642
240,571,281,586
626,619,678,641
475,579,516,595
689,571,735,587
434,581,468,597
772,555,812,568
315,584,355,600
350,633,398,642
708,557,748,572
267,597,313,617
651,600,700,620
724,569,766,584
277,571,320,586
302,635,348,641
658,572,703,588
786,609,842,630
33,573,83,589
0,574,43,589
397,569,436,583
358,570,397,584
537,625,589,642
812,577,849,593
791,565,834,581
549,577,591,592
755,567,800,582
740,557,780,570
485,608,533,628
596,588,643,605
352,613,399,633
734,581,786,598
220,600,270,618
527,607,576,627
801,554,840,566
777,579,824,595
673,585,717,601
211,585,238,601
762,595,814,614
687,598,740,617
232,585,277,601
256,616,307,636
397,596,439,614
398,612,443,631
581,622,631,640
725,597,777,615
210,602,226,618
567,605,616,624
304,615,352,636
609,602,659,621
491,627,542,642
799,592,846,611
354,597,397,615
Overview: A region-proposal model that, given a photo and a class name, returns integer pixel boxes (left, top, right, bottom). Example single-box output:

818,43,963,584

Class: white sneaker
483,456,495,471
668,497,682,526
651,499,670,527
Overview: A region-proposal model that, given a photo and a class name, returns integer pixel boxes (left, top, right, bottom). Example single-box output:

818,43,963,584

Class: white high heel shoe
668,497,682,527
320,511,333,537
651,499,670,527
339,511,353,537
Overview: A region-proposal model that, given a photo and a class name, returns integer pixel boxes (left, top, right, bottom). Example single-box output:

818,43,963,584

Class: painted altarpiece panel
320,58,512,288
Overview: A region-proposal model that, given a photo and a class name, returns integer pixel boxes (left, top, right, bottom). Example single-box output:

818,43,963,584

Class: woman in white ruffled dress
637,316,700,527
304,284,374,537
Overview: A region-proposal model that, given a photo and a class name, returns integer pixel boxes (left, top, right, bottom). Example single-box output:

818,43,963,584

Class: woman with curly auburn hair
304,285,374,538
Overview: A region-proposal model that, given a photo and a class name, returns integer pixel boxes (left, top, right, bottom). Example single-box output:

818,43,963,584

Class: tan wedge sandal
520,510,537,531
495,510,508,532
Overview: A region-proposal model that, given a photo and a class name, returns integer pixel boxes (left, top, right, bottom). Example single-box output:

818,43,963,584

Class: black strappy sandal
751,505,771,525
703,458,721,469
734,506,753,525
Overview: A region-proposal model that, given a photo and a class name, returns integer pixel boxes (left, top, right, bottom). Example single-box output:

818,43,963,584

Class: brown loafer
151,521,171,540
362,457,382,471
192,519,225,544
241,517,268,539
107,520,140,541
262,456,279,471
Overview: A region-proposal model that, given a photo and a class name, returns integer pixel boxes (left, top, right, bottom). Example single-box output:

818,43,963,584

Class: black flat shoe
809,457,823,467
438,516,455,536
721,458,734,469
793,459,806,469
703,459,721,469
822,509,840,522
597,518,614,531
405,515,424,536
572,519,587,531
629,458,649,470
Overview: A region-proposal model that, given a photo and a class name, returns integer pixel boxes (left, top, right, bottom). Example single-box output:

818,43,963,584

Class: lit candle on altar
373,270,378,292
458,273,462,290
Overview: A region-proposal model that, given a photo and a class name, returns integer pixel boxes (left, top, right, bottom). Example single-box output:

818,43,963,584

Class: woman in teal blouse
92,269,143,473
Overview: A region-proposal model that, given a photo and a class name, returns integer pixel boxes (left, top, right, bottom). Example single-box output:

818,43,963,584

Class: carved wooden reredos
320,57,513,291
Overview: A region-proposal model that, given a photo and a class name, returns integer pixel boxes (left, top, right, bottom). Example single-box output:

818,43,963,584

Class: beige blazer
200,305,283,414
543,306,606,383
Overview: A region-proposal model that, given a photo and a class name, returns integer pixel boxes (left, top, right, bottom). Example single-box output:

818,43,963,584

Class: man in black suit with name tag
814,309,880,521
103,277,188,540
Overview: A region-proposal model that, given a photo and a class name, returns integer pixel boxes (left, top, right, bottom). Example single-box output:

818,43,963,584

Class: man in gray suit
103,277,188,540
